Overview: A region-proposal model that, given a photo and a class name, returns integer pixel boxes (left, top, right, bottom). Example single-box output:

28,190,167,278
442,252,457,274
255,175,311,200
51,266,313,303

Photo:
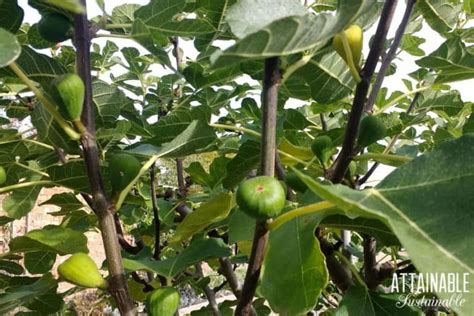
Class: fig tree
311,135,333,166
0,166,6,185
108,153,142,194
51,74,85,122
57,253,107,289
357,115,387,147
37,13,73,43
236,176,286,220
333,24,363,68
146,287,180,316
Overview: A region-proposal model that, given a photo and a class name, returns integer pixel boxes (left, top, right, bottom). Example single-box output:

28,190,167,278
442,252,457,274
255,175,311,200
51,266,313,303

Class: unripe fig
57,253,107,289
333,25,363,68
146,287,180,316
236,176,286,220
0,166,6,185
51,74,84,121
311,136,333,166
357,116,387,147
108,153,142,194
37,13,73,43
285,171,308,193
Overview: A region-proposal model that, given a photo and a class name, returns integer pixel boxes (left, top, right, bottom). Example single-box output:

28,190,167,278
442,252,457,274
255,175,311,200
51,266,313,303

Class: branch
235,57,281,315
195,263,221,316
218,258,241,298
73,1,134,314
363,235,378,289
364,0,417,114
327,0,399,183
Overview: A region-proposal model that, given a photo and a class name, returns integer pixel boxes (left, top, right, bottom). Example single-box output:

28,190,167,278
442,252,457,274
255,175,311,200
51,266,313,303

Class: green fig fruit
146,287,180,316
236,176,286,220
311,136,333,166
348,161,357,177
108,153,142,194
58,253,107,289
51,74,85,121
0,166,6,185
357,115,387,147
285,171,308,193
333,24,363,68
37,13,73,43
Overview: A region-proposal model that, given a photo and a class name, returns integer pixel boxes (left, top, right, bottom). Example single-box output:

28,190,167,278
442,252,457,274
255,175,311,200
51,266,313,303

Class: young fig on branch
236,176,286,220
146,287,180,316
0,166,6,185
108,153,142,194
37,13,73,43
51,74,85,122
333,24,363,68
311,135,334,166
357,115,387,147
57,253,108,289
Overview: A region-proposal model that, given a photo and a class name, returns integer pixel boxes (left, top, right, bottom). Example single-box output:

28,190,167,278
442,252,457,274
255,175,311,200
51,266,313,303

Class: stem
22,138,55,150
209,123,261,138
235,57,281,316
327,0,399,183
95,33,131,39
281,54,312,85
364,0,417,113
115,155,159,211
105,23,132,29
269,201,334,231
363,235,379,289
73,2,135,314
14,162,49,177
8,63,80,141
150,162,161,260
375,85,430,114
0,180,52,193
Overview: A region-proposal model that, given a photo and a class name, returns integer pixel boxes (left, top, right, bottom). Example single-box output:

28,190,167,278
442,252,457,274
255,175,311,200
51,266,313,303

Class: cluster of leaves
0,0,473,315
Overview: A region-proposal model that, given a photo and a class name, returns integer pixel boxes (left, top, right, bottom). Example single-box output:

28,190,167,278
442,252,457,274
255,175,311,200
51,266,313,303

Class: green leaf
226,0,307,39
417,0,461,34
0,260,24,275
171,193,233,243
93,79,133,128
2,183,42,219
415,89,465,116
0,274,57,314
9,226,88,255
134,0,215,37
332,286,420,316
416,37,474,83
228,210,255,244
0,46,66,89
123,237,231,278
0,28,21,67
261,213,328,315
134,120,216,158
296,134,474,316
26,290,64,314
43,0,84,13
150,105,212,145
40,192,84,214
48,161,94,194
0,1,24,33
24,252,56,275
211,0,374,67
223,140,260,189
320,215,399,246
